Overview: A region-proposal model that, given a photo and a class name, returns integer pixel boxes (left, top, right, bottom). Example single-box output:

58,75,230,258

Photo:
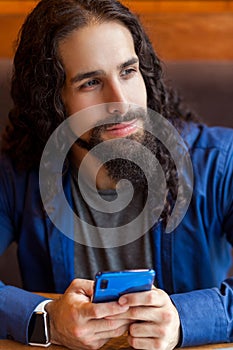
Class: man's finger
82,301,129,320
106,306,164,322
118,289,167,307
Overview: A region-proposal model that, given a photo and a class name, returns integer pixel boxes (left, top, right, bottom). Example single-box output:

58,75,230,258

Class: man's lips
106,119,136,130
104,119,139,137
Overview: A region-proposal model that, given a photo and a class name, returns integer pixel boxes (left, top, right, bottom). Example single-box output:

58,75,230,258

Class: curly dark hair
1,0,196,169
1,0,196,224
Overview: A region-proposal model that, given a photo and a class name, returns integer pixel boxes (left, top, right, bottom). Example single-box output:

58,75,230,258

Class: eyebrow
70,57,139,85
118,57,139,70
70,69,105,84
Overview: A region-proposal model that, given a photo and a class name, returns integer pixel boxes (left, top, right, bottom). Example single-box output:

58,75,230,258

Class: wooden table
1,338,233,350
1,293,233,350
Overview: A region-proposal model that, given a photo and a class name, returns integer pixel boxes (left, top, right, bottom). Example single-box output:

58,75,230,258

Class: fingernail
119,296,128,305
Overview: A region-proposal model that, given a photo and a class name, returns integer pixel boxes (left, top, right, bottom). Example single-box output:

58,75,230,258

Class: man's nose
107,101,129,115
105,82,129,115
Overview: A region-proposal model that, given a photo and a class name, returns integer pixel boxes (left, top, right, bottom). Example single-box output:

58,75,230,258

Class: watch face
29,312,50,345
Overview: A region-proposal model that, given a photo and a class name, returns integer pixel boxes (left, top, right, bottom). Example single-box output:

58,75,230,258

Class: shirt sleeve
0,283,48,343
0,158,47,344
171,131,233,347
171,287,229,346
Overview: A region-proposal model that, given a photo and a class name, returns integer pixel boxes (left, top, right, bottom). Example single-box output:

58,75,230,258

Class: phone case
92,269,156,303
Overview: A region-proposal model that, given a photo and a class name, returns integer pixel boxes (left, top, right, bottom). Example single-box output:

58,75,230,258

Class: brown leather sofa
0,59,232,288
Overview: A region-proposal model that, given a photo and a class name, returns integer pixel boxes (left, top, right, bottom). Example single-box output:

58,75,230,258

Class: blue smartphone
92,269,156,303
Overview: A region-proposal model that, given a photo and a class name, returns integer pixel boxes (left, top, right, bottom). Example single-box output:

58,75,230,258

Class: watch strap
34,299,52,313
28,299,52,347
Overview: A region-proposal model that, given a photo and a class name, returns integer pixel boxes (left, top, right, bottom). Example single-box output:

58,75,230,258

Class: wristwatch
28,300,52,347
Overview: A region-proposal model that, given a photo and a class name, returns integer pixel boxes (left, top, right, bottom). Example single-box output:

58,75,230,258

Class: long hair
1,0,196,168
1,0,196,223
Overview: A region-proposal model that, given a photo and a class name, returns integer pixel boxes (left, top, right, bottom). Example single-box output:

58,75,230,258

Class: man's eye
81,79,100,89
121,68,137,77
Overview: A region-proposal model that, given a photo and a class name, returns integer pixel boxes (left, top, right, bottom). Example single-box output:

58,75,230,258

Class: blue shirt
0,123,232,346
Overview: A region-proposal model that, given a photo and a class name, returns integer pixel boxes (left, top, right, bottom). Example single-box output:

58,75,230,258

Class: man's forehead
58,22,136,75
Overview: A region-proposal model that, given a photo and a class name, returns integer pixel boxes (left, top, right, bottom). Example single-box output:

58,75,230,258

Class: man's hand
45,279,130,350
107,287,180,350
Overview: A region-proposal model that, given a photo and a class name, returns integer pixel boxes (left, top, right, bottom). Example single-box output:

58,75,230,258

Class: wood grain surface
0,1,233,59
1,334,233,350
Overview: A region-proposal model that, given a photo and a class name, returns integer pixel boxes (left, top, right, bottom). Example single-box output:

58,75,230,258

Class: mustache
73,107,148,151
92,107,147,133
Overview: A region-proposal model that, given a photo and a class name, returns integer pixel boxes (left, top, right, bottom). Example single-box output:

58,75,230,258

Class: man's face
59,21,147,144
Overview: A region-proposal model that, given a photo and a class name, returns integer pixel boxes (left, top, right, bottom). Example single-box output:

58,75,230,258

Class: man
0,0,232,349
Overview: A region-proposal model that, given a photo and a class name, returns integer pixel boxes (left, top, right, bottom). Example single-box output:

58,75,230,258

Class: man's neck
70,143,117,190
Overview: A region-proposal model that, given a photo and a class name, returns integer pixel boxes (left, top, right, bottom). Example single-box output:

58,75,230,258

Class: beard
75,107,159,190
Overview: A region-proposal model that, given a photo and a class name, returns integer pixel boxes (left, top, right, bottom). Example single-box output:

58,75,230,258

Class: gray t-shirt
71,173,154,280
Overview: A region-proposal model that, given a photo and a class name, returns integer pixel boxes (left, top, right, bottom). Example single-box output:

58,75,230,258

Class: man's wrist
28,300,52,347
44,298,61,346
